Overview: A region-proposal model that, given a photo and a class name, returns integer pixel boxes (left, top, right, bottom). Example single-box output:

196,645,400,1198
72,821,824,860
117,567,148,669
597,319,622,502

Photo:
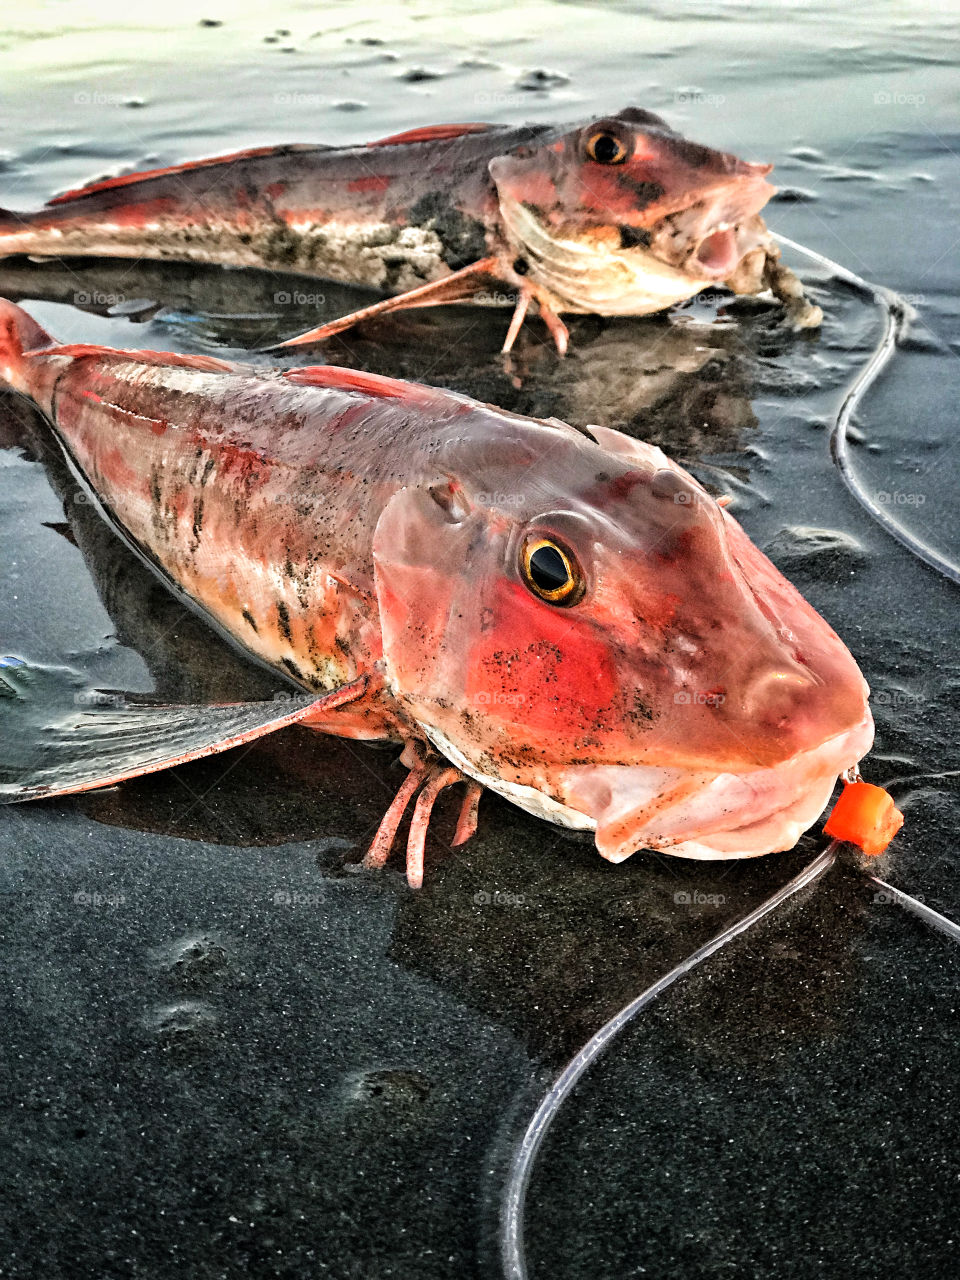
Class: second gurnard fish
0,110,821,354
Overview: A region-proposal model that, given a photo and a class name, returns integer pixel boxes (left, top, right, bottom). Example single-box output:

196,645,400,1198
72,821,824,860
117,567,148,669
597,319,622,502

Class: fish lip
562,710,876,863
643,177,776,280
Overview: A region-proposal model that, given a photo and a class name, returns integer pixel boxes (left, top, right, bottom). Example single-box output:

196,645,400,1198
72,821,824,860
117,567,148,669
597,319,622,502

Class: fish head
373,413,873,863
488,108,776,314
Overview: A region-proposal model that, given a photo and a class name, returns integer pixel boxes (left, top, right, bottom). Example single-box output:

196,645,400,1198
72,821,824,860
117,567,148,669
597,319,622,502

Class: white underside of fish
421,711,874,862
496,191,709,315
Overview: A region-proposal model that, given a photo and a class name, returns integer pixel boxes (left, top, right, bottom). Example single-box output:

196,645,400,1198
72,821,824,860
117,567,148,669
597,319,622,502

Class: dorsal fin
45,144,320,206
31,344,235,373
367,122,495,148
283,365,437,403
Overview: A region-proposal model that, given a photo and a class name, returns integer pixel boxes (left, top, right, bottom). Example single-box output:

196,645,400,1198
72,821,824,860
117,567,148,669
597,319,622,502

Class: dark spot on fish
242,609,259,633
513,256,529,276
334,634,350,655
632,691,655,722
281,658,304,680
408,193,489,270
150,468,162,510
621,178,665,207
200,457,216,486
618,224,652,250
191,498,204,547
277,599,293,643
255,222,303,268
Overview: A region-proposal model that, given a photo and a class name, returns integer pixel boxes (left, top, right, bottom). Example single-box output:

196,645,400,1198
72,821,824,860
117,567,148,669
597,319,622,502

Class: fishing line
771,232,960,587
500,842,838,1280
868,874,960,944
501,767,960,1279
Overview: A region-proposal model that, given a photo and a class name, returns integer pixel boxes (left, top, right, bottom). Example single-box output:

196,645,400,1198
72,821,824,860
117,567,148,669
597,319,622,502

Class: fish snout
728,657,870,766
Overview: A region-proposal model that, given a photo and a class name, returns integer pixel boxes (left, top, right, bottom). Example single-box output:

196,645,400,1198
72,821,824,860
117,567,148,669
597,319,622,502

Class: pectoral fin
1,676,367,803
271,256,503,349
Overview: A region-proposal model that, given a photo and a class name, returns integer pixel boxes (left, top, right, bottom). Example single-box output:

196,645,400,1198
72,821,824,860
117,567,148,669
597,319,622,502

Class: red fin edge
46,144,315,206
30,344,236,373
283,365,437,402
367,122,495,148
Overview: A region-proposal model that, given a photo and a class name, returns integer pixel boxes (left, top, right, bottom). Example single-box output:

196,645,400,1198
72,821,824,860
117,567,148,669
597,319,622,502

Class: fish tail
0,297,57,394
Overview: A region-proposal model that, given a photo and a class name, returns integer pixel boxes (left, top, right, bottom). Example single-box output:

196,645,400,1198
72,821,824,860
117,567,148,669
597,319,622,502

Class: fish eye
585,130,629,165
520,537,584,605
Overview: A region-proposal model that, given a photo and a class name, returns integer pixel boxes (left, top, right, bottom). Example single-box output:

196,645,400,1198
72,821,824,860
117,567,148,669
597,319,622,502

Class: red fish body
0,111,816,351
0,299,869,881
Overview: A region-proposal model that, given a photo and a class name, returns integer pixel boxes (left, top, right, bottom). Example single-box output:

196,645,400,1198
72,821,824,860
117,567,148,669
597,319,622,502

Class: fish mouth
644,173,776,281
420,709,875,865
693,225,742,276
558,711,875,862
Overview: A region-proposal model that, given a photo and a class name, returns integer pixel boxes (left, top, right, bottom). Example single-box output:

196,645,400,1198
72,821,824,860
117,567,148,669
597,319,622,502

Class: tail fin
0,297,57,394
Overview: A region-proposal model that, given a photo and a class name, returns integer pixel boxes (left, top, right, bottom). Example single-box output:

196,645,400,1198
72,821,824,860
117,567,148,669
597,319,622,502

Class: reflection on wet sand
0,254,769,456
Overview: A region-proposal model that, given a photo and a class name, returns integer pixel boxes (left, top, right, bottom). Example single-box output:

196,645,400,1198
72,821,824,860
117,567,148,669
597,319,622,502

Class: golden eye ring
585,130,629,165
520,537,584,605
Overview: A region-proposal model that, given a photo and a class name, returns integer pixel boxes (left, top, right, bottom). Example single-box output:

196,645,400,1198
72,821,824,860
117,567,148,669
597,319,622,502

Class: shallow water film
1,3,959,1277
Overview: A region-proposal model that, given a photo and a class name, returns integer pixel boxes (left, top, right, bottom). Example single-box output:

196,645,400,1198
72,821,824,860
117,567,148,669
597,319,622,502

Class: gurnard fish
0,299,870,886
0,110,820,355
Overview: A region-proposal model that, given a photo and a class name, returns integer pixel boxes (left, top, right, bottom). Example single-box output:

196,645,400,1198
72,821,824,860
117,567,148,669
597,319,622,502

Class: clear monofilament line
869,874,960,943
500,843,839,1280
771,231,960,587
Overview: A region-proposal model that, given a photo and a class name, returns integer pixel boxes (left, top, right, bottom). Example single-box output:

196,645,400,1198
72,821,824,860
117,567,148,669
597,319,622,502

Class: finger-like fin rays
362,740,483,888
271,256,570,356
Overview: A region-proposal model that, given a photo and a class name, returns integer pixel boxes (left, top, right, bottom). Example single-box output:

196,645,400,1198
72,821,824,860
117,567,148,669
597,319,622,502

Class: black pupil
529,545,570,593
592,134,620,163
